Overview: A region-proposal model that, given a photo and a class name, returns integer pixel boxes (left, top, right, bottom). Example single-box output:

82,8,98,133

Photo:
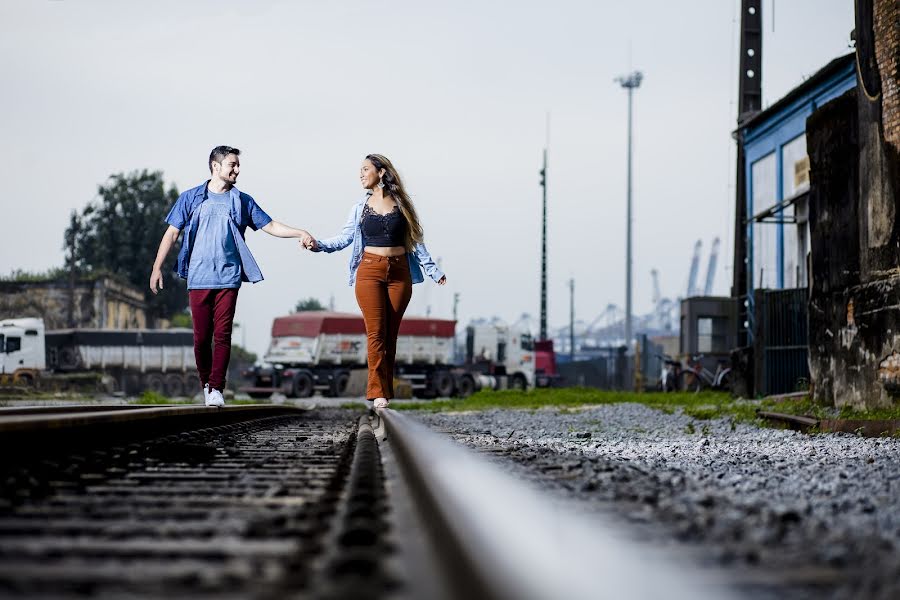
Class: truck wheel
13,372,35,388
145,373,166,395
433,371,454,398
510,373,527,391
457,375,476,398
292,371,314,398
98,375,119,395
331,371,350,397
165,374,185,398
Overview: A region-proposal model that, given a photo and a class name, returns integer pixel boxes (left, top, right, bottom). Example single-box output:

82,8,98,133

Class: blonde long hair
366,154,424,250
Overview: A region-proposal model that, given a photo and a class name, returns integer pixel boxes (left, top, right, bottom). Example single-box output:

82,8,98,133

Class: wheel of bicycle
664,372,678,392
716,370,732,391
678,370,703,393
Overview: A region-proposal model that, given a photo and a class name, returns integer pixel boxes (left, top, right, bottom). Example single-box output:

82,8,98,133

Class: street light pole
616,70,643,350
539,148,548,341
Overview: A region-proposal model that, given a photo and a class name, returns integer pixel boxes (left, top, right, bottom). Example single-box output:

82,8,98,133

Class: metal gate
754,288,809,396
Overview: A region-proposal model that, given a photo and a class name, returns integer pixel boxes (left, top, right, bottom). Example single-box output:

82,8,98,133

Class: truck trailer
242,312,540,399
0,318,196,395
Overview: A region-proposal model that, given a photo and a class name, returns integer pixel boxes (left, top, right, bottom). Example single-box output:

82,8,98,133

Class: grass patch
228,398,269,405
132,391,192,405
391,387,900,428
758,396,900,421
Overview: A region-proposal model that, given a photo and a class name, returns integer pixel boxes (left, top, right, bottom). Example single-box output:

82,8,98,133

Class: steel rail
0,404,158,416
0,404,308,452
0,404,305,433
380,408,737,600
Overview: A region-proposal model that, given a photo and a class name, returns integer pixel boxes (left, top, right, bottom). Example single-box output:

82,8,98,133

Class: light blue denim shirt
165,181,272,284
313,194,445,287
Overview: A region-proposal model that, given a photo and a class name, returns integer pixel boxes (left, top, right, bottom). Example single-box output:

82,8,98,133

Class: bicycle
656,353,683,393
678,354,732,393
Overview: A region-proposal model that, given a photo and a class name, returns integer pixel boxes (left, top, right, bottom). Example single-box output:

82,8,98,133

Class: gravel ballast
411,403,900,599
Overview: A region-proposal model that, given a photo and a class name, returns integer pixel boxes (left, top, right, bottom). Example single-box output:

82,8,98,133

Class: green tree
66,170,185,322
170,311,192,329
5,267,68,282
294,297,326,312
230,344,258,364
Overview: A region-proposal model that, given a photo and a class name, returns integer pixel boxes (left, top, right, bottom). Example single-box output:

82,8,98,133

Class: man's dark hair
209,146,240,173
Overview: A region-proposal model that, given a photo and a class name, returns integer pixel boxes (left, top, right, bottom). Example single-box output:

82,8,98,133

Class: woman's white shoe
373,398,389,409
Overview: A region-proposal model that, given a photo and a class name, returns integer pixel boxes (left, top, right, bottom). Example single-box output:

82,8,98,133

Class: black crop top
361,203,407,247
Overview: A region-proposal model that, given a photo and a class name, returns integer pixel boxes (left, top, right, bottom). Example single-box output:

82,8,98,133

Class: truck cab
465,323,536,389
0,318,46,383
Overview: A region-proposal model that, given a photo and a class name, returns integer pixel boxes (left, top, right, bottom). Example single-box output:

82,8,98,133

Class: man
150,146,312,407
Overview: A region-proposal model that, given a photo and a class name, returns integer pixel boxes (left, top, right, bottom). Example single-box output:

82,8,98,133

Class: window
783,202,799,288
782,134,808,289
752,152,778,289
5,336,21,353
520,333,534,351
782,134,808,198
697,317,728,353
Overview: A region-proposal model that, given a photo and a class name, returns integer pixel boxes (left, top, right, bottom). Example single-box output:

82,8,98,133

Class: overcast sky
0,0,855,356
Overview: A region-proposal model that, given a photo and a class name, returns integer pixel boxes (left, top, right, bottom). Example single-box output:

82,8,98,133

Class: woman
306,154,446,408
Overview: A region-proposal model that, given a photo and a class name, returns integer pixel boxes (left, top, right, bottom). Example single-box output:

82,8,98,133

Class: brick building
807,0,900,409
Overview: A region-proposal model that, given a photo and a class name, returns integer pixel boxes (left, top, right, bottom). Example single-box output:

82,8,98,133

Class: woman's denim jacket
313,195,445,287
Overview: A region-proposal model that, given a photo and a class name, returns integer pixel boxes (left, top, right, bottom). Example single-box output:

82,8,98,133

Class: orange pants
355,252,413,399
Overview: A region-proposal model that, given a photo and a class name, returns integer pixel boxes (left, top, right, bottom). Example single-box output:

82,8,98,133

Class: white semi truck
242,312,538,399
0,318,196,395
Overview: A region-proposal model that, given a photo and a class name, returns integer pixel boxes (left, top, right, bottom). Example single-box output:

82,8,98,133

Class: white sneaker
206,388,225,407
203,383,210,404
373,398,389,409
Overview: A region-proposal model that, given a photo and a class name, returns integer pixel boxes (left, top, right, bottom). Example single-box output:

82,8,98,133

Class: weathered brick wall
875,0,899,152
807,90,862,406
0,278,147,330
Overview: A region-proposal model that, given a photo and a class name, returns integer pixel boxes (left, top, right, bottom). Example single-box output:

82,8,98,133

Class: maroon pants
189,288,239,392
355,253,412,399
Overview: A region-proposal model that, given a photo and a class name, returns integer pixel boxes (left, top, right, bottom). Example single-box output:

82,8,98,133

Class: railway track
0,404,734,599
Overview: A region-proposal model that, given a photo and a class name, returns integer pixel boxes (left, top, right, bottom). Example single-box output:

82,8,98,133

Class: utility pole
732,0,762,347
569,278,575,361
65,212,79,328
616,70,643,350
539,147,548,341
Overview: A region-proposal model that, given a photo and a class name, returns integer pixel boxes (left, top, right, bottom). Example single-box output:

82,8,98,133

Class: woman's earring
377,180,385,189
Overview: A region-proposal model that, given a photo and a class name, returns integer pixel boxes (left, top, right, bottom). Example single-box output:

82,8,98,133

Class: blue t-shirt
187,191,243,289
